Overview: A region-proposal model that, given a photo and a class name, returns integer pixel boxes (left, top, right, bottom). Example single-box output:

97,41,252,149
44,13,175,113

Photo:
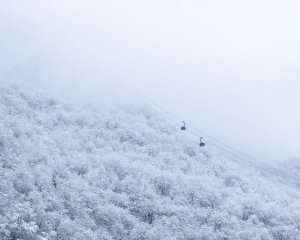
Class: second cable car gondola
199,137,205,147
181,121,186,131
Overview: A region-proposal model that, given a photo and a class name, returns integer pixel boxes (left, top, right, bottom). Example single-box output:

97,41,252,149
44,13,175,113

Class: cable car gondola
199,137,205,147
181,121,186,131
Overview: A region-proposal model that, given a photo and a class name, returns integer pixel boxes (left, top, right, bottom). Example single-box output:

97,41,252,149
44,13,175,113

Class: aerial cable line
113,79,257,164
128,89,238,153
125,83,246,155
131,88,255,162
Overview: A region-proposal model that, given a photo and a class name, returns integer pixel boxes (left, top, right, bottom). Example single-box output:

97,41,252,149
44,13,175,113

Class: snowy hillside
0,84,300,240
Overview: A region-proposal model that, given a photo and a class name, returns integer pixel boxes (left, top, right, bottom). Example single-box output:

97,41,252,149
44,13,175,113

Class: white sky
0,0,299,162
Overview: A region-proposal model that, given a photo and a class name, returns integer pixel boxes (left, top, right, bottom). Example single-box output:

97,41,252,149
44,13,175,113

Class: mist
0,0,299,163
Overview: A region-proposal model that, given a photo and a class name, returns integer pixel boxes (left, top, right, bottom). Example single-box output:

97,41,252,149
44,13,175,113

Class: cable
111,79,257,164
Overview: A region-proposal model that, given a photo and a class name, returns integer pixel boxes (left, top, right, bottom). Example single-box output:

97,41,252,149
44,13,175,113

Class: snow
0,83,299,240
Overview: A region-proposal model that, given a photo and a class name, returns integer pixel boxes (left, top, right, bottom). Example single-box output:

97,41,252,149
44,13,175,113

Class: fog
1,0,299,163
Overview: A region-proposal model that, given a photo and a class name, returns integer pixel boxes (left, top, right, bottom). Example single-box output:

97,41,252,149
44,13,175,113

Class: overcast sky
1,0,299,163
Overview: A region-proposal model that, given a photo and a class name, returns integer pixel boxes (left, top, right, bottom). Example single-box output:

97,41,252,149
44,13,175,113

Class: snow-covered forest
0,83,299,240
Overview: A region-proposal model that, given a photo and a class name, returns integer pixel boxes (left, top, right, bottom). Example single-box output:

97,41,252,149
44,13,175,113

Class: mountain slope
0,84,300,240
